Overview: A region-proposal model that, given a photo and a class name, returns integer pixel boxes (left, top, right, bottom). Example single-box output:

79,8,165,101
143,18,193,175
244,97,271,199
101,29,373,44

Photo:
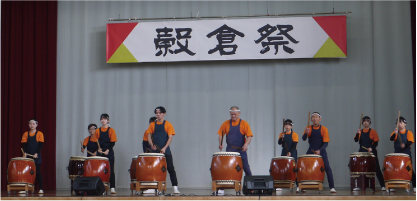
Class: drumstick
150,134,161,152
362,146,368,150
232,146,243,150
21,148,34,157
308,111,311,127
359,113,363,130
96,141,103,154
283,118,288,152
396,111,402,144
146,148,152,153
221,131,225,147
87,150,94,155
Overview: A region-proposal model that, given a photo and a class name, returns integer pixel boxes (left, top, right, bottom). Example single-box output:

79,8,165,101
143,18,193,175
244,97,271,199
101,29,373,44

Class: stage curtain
1,1,57,191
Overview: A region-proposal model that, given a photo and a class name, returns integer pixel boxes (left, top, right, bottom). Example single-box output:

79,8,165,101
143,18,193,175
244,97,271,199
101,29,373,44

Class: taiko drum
67,156,86,179
7,157,36,185
136,153,167,182
270,156,296,182
129,156,138,182
83,156,110,184
297,154,325,183
349,152,376,174
211,152,243,181
383,153,413,182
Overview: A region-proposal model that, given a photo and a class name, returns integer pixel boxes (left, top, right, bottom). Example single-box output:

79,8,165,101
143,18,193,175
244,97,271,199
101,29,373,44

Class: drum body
349,152,376,174
270,156,296,182
129,156,138,182
297,154,325,183
383,153,413,182
7,157,36,185
83,156,110,184
211,152,243,181
136,153,167,182
68,156,86,179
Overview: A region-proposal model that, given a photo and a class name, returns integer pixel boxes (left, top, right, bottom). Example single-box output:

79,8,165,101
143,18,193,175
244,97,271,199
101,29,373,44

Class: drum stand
273,181,295,191
7,183,35,194
130,180,136,193
298,181,323,193
135,181,166,196
385,180,411,193
212,181,241,195
350,174,375,192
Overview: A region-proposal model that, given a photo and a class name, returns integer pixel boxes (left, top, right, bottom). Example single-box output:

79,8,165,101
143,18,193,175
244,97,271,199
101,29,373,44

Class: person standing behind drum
302,112,336,193
21,119,44,194
146,106,181,194
278,119,299,192
217,106,253,194
81,124,98,157
91,114,117,194
143,117,157,153
390,116,416,192
354,116,385,191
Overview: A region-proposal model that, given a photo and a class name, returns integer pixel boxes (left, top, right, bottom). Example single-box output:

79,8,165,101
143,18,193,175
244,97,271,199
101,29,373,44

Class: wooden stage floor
1,188,415,200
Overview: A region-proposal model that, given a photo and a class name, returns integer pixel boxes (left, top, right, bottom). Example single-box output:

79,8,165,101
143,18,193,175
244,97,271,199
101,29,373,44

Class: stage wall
56,1,415,189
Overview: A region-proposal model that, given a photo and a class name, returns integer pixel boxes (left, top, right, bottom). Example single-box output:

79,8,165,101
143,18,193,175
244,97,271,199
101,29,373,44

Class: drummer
302,112,336,193
354,116,385,190
91,114,118,194
278,119,299,192
21,119,44,194
146,106,180,194
142,117,157,153
81,124,98,157
390,116,416,192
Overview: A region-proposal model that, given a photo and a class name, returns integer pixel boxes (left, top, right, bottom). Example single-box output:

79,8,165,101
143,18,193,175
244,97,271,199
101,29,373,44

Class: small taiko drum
297,154,325,183
349,152,376,175
136,153,167,182
270,156,296,182
7,157,36,185
129,155,138,182
67,156,86,179
211,152,243,182
83,156,110,184
383,153,413,182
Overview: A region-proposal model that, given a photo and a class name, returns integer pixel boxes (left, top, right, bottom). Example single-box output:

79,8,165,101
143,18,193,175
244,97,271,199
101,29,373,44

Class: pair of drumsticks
21,148,34,157
220,131,244,150
79,141,94,155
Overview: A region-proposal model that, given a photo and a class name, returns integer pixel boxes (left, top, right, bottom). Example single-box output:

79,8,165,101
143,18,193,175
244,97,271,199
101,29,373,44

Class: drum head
298,154,322,159
132,156,138,160
138,153,165,157
85,156,109,161
385,153,409,157
11,157,34,162
70,156,87,160
213,152,241,157
350,152,375,157
272,156,294,160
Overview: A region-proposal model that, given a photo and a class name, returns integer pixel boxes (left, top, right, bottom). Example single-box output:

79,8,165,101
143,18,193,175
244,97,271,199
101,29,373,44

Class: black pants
373,150,385,187
109,158,115,188
165,154,178,186
35,163,43,189
142,140,151,153
408,153,416,188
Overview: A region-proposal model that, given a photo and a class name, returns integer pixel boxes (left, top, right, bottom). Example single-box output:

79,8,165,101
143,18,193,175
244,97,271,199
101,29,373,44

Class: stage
1,188,415,200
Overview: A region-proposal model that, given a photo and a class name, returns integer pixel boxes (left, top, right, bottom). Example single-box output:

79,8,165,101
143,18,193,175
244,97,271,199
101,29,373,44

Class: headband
229,110,240,112
310,112,321,118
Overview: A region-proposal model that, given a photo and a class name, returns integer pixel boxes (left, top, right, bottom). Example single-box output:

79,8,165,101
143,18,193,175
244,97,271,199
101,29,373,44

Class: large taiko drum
349,152,376,174
83,156,110,184
383,153,413,182
67,156,86,179
136,153,167,182
297,154,325,183
270,156,296,182
129,156,138,182
211,152,243,182
7,157,36,185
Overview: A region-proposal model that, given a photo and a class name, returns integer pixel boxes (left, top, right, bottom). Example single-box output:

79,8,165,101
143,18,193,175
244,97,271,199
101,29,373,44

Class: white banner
106,16,347,63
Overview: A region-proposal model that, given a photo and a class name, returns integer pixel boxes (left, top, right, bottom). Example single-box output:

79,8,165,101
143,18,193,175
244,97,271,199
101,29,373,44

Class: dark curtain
1,1,57,191
410,1,416,156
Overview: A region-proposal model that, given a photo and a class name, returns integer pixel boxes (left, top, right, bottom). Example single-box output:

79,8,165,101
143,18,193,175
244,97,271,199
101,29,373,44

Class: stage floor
1,188,415,200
